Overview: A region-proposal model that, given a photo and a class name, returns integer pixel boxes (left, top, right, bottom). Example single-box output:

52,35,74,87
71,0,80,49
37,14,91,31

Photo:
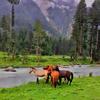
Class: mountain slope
33,0,76,36
0,0,76,36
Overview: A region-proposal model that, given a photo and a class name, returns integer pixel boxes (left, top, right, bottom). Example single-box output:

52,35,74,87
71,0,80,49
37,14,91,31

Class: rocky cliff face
0,0,76,36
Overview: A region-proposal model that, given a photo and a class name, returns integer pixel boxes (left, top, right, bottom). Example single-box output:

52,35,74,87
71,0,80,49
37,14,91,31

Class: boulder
4,67,16,72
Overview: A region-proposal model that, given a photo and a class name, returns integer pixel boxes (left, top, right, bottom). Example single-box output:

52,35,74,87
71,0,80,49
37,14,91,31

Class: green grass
0,52,91,68
0,77,100,100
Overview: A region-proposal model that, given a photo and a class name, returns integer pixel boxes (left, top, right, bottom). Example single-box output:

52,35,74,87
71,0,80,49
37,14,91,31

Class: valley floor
0,52,91,68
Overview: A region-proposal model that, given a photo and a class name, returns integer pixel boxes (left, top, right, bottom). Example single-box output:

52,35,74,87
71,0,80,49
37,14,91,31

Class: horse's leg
64,77,66,83
45,73,50,83
45,76,49,83
65,76,68,84
52,77,56,88
69,76,71,85
69,73,73,85
58,76,61,85
54,81,57,88
51,77,53,87
36,77,39,84
69,79,72,86
67,77,70,85
66,79,68,85
69,80,71,85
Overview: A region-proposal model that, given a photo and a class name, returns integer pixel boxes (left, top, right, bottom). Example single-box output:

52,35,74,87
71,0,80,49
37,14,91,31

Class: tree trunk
89,24,94,63
75,41,79,59
12,4,15,28
97,30,100,50
79,25,83,56
92,25,98,61
96,25,99,50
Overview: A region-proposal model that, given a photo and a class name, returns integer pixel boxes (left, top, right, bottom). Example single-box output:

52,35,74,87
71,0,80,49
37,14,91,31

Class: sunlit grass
0,77,100,100
0,52,91,68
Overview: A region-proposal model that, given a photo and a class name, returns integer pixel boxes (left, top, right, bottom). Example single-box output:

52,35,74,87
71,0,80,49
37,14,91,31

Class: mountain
33,0,76,36
0,0,76,37
0,0,49,30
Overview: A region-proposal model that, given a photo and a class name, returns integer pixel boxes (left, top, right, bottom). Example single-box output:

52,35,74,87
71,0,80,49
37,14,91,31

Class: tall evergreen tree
72,0,87,58
7,0,20,28
33,20,47,65
17,28,29,64
7,0,20,59
0,15,11,52
89,0,100,61
0,15,10,31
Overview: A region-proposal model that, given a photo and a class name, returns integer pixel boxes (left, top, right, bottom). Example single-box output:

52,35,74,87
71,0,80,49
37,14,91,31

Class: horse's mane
31,67,36,70
43,65,49,70
43,67,48,70
43,65,60,71
54,66,60,72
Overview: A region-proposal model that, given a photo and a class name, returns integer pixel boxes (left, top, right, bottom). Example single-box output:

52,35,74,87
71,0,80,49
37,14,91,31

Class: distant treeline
0,18,74,56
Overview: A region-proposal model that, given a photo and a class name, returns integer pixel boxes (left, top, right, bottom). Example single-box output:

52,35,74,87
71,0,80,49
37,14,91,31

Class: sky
33,0,95,7
75,0,95,7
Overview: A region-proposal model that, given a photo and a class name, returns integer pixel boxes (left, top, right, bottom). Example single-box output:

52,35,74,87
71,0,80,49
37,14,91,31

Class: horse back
59,70,72,77
35,70,48,77
59,70,67,76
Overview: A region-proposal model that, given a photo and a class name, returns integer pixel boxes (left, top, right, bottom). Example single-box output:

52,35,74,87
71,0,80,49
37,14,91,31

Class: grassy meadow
0,77,100,100
0,52,99,100
0,52,91,68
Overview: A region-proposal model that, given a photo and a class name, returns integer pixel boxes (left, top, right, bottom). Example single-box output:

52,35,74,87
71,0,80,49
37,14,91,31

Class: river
0,65,100,88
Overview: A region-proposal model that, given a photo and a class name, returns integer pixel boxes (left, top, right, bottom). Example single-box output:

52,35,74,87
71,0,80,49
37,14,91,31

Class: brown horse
54,66,73,85
29,67,49,84
44,65,60,88
44,65,73,85
43,65,56,83
51,70,60,88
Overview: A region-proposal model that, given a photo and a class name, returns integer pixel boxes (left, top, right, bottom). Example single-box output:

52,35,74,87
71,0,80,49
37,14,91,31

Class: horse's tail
70,72,73,84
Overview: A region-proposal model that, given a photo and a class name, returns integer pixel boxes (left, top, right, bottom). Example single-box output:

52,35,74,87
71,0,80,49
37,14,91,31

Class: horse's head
47,65,54,73
54,65,60,72
29,67,36,74
43,65,49,70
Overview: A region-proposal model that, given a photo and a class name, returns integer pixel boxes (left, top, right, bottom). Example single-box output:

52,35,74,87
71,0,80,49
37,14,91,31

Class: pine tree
72,0,87,58
0,15,11,52
17,28,29,64
7,0,20,60
33,20,47,65
89,0,100,62
0,15,10,31
7,0,20,28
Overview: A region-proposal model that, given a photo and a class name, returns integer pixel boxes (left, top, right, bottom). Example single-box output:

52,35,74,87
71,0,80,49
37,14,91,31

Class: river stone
4,67,16,72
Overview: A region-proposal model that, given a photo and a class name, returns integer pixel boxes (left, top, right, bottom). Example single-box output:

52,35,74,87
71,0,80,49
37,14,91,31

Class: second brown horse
44,65,73,85
44,65,60,88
